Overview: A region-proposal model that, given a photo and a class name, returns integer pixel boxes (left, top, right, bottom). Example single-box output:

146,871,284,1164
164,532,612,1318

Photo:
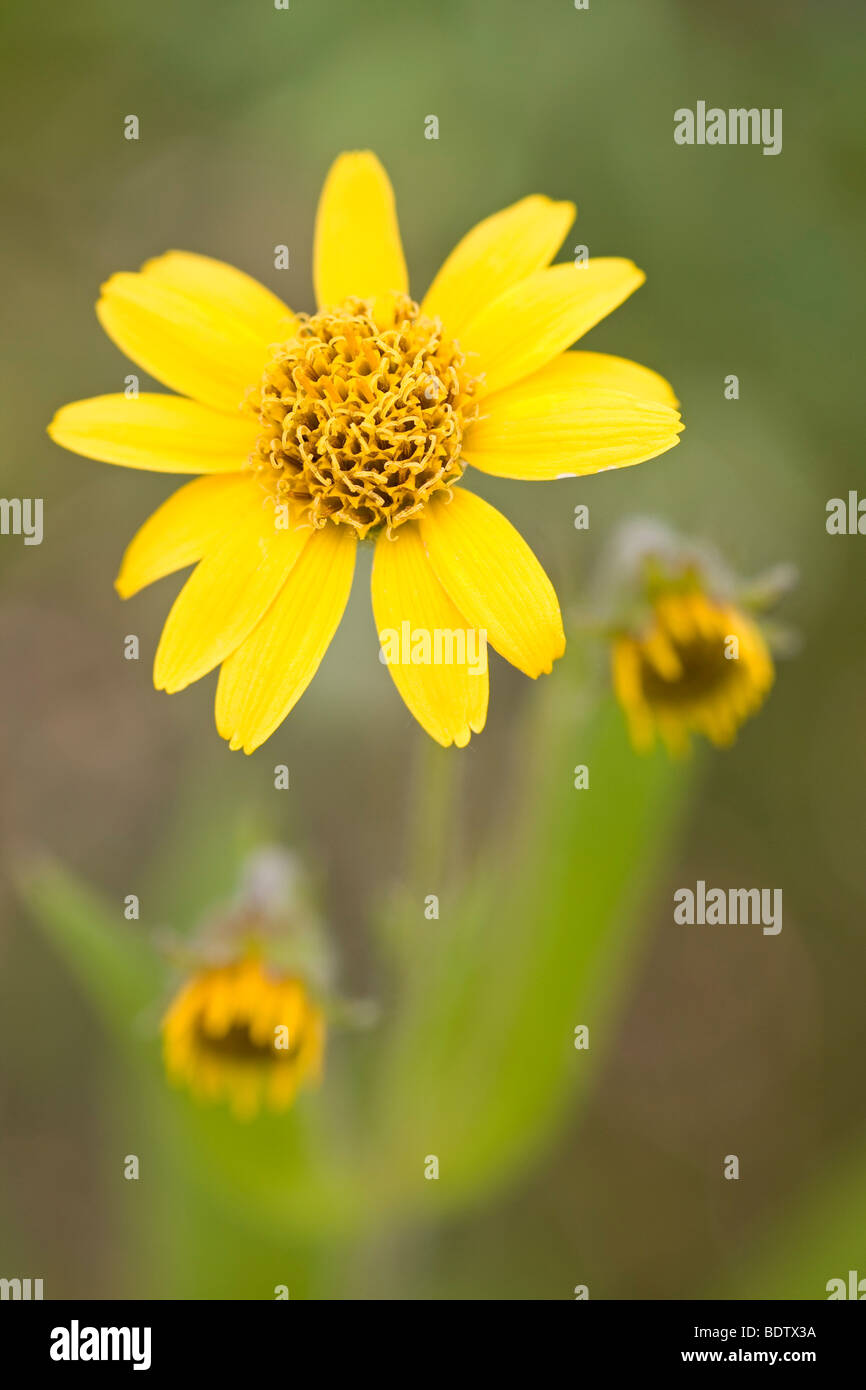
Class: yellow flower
612,587,774,755
48,151,683,750
162,956,324,1121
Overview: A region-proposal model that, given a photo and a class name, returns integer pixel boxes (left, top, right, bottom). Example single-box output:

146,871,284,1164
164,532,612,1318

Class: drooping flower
603,526,787,754
162,955,325,1121
48,152,683,750
613,588,774,754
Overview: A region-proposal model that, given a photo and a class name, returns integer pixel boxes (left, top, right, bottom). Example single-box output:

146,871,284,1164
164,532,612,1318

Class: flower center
192,1019,296,1064
638,631,734,707
248,294,479,539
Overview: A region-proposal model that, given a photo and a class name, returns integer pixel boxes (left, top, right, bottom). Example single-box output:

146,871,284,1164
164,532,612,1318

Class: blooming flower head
48,152,683,750
162,955,325,1121
605,528,783,755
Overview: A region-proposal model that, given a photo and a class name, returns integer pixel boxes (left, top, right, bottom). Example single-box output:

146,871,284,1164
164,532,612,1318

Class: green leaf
371,678,692,1216
16,858,163,1034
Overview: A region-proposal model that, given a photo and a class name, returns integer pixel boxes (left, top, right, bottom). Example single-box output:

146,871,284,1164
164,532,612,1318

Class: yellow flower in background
612,586,774,756
48,151,683,750
162,955,325,1121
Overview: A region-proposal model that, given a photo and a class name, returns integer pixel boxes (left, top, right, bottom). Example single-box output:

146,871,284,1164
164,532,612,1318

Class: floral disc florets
248,294,480,538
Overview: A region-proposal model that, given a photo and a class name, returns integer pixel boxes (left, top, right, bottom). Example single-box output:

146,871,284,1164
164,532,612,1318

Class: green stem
408,734,459,893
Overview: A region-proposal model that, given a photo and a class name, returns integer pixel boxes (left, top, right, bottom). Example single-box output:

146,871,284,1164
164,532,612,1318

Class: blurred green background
1,0,865,1299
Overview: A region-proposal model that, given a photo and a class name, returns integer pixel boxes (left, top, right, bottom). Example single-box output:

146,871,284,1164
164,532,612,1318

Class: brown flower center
639,632,735,707
192,1021,295,1063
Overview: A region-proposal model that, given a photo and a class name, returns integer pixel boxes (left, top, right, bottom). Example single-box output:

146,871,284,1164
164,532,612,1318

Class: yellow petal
47,393,259,472
140,251,297,346
215,523,356,753
532,350,679,407
97,270,280,413
641,626,683,680
421,195,575,337
463,367,683,481
459,259,646,397
371,524,488,748
116,473,257,598
313,152,408,318
419,491,564,679
154,501,312,692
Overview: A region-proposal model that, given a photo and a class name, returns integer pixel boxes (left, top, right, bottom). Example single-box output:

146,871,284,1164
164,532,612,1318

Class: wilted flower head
599,521,793,755
162,954,325,1121
160,846,332,1120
